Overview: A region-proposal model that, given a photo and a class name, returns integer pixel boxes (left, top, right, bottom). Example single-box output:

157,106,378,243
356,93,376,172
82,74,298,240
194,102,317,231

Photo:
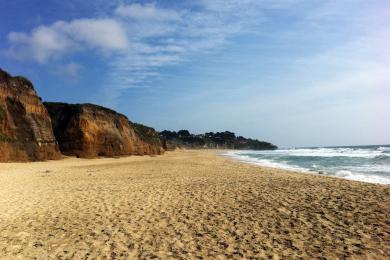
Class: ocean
224,145,390,185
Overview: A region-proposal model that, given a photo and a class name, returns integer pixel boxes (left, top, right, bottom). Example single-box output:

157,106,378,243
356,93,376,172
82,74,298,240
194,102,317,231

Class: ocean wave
222,152,310,172
339,164,390,173
286,148,383,158
378,146,390,151
333,170,390,185
232,147,390,159
373,154,390,161
223,149,390,185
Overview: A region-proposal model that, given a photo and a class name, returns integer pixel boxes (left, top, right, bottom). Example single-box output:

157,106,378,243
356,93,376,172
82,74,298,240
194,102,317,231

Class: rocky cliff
0,69,61,162
160,130,277,150
44,102,164,158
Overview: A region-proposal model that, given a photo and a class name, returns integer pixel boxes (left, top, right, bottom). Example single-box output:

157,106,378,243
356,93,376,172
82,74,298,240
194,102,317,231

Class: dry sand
0,150,389,259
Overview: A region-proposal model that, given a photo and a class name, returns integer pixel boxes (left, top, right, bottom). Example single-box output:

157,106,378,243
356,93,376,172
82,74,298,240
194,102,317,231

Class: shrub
0,105,4,121
14,76,33,87
0,132,11,142
132,122,161,145
0,68,12,79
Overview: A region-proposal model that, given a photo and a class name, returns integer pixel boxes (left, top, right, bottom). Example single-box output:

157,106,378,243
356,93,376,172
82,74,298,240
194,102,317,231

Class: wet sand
0,150,389,259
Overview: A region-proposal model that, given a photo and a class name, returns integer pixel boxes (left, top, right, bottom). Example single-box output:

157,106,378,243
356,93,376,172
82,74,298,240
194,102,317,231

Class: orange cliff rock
0,68,164,162
44,102,165,158
0,69,61,162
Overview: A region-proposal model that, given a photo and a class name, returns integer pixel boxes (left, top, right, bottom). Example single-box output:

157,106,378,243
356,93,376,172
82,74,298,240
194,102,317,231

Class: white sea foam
223,149,390,185
334,170,390,185
223,151,311,172
239,147,388,158
378,146,390,152
346,164,390,173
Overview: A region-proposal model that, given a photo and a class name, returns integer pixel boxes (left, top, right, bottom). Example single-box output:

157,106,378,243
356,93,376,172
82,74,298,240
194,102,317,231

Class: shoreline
221,152,386,186
1,150,389,258
2,148,388,186
221,149,390,186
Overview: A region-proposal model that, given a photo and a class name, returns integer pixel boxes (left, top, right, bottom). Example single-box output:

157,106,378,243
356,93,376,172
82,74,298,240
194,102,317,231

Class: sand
0,150,389,259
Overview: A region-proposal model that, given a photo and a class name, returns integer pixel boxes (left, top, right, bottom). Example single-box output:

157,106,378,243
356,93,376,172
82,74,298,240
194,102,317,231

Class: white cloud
57,19,128,50
7,18,128,63
8,27,73,63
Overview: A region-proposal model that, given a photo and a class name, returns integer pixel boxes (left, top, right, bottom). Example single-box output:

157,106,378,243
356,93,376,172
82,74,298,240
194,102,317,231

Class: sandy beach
0,150,389,259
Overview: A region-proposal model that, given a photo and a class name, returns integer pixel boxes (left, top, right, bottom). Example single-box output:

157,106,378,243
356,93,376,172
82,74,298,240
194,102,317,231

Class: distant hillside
160,130,277,150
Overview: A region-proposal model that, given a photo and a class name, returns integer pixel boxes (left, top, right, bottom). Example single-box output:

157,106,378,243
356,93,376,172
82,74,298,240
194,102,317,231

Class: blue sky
1,0,389,147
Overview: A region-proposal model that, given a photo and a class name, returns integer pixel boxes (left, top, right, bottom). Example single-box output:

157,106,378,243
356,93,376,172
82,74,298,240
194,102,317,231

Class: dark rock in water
160,130,277,150
44,102,164,158
0,68,61,162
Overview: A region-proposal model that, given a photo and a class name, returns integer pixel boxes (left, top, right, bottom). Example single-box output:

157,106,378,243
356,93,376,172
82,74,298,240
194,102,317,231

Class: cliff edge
0,69,61,161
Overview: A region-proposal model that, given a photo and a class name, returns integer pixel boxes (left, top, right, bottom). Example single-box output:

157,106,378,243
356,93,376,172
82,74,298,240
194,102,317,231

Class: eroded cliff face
44,102,164,158
0,69,61,162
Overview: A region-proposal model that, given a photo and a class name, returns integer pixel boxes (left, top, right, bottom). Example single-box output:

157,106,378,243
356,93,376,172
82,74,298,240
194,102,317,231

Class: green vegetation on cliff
132,122,162,146
44,102,125,117
160,130,277,150
0,105,5,121
13,76,33,87
0,68,12,79
0,69,34,88
0,106,9,142
0,133,11,142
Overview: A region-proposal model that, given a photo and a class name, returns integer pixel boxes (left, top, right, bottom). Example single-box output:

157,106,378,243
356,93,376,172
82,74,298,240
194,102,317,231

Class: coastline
1,150,389,258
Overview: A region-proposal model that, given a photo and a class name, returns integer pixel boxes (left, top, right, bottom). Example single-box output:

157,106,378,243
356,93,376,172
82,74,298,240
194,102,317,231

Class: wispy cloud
5,1,294,105
95,1,285,105
4,0,388,111
115,3,183,22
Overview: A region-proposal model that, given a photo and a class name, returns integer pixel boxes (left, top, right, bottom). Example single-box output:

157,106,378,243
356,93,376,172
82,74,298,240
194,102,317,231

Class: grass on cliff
0,105,4,121
0,69,33,87
44,102,124,117
0,106,11,142
13,76,33,87
132,122,161,145
0,68,12,79
0,133,12,142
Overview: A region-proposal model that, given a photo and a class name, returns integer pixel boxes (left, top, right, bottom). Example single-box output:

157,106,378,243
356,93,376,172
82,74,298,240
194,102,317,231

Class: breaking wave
223,145,390,185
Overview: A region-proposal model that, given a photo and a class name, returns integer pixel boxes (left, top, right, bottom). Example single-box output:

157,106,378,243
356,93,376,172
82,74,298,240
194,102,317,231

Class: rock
0,68,61,162
44,102,164,158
